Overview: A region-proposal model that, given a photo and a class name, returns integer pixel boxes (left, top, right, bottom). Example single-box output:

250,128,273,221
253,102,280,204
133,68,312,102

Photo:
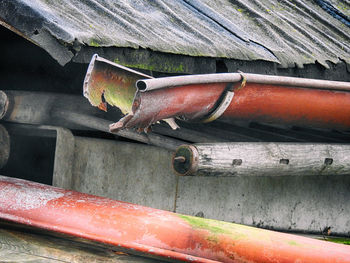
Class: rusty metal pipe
137,73,350,92
0,176,349,263
118,83,226,130
115,82,350,131
222,83,350,130
82,56,350,132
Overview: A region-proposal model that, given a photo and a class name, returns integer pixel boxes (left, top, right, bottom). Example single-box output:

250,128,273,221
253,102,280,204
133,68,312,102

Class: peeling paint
0,177,64,211
2,176,350,263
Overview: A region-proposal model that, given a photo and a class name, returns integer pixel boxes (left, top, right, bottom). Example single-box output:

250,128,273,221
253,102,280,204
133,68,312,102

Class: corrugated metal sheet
0,0,349,68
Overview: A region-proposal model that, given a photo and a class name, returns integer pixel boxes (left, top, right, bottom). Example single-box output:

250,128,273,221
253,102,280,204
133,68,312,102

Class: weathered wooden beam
0,90,122,130
53,110,184,151
0,90,184,151
0,223,161,263
172,143,350,176
0,124,10,169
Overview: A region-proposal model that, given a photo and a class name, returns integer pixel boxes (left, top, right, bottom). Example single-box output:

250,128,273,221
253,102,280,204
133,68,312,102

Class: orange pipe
0,176,349,263
118,82,350,130
223,83,350,129
82,56,350,131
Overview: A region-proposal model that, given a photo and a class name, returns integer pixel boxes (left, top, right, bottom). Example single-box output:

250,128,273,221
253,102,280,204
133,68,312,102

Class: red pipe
116,82,350,131
0,176,349,263
222,83,350,129
123,83,226,129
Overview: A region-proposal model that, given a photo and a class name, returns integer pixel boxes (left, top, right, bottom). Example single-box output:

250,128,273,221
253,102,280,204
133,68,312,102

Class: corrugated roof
0,0,349,69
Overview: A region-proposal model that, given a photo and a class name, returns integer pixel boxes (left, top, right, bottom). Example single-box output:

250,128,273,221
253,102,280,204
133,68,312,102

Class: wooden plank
173,143,350,176
0,223,163,263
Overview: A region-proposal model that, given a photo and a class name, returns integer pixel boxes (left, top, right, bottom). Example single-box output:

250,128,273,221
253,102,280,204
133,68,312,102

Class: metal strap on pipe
201,91,234,123
200,83,236,123
137,73,350,92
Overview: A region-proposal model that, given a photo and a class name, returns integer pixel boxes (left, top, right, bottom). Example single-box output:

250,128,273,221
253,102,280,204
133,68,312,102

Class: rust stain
0,176,349,263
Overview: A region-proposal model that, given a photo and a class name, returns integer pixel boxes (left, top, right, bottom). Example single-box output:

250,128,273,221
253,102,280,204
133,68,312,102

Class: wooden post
0,124,10,169
173,143,350,176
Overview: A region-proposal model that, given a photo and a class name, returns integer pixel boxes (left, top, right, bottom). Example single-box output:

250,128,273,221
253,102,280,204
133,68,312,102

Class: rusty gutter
83,56,350,133
0,176,349,263
82,55,350,137
112,81,350,132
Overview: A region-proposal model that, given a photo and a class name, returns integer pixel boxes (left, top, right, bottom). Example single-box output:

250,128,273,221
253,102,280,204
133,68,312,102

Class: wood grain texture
192,143,350,176
0,226,162,263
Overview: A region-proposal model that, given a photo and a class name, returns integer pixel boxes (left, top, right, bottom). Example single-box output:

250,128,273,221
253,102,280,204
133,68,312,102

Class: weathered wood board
0,221,163,263
173,143,350,176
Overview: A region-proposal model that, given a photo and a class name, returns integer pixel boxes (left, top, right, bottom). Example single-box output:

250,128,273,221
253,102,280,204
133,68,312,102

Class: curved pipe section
0,176,349,263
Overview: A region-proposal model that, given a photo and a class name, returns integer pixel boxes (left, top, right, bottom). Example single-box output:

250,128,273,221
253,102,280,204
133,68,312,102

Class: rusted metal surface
83,54,180,132
111,83,227,131
83,54,152,113
0,176,349,263
112,82,350,131
222,83,350,129
84,56,350,132
0,125,10,169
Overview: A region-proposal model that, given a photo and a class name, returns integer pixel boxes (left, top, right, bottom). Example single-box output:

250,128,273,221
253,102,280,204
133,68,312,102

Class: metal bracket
201,71,248,123
201,90,235,123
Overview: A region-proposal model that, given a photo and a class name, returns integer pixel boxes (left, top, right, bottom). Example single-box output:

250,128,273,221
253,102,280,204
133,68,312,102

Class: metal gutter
113,82,350,131
83,56,350,133
0,176,349,263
